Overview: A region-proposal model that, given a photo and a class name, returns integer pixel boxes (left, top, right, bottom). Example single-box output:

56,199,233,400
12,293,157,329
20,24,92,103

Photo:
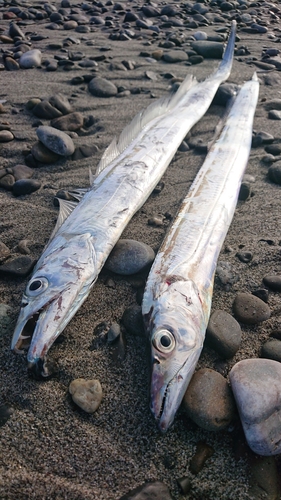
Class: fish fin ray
68,188,88,202
49,199,79,240
96,136,119,174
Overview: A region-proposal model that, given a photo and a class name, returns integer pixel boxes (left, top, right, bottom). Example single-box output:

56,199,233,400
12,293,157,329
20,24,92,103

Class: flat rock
268,110,281,120
232,292,270,324
88,77,118,97
51,112,84,131
49,94,72,115
182,368,235,431
206,310,242,358
162,50,188,63
36,126,75,156
261,339,281,362
69,378,103,413
119,482,172,500
12,165,33,180
229,359,281,455
31,141,60,164
19,49,42,69
268,163,281,185
0,256,35,278
104,239,155,275
192,41,224,58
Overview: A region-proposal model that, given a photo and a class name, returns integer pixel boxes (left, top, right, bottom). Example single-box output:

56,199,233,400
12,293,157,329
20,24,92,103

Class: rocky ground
0,0,281,499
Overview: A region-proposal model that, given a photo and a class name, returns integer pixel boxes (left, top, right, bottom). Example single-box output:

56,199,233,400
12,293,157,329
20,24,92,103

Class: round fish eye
152,329,175,353
27,277,48,296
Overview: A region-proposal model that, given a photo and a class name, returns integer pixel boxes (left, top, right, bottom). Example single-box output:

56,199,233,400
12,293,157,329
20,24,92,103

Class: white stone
229,358,281,456
19,49,42,69
69,378,103,413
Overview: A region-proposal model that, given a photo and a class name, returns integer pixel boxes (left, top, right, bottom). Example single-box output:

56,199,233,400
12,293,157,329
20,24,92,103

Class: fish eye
27,277,48,296
152,329,175,353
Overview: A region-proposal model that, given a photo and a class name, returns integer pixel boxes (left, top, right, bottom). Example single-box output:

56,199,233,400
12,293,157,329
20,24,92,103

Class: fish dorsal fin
95,74,197,173
49,198,79,241
96,136,119,176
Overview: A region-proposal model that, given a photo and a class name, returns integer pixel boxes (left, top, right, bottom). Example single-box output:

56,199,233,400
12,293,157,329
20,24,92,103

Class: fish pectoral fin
50,198,79,240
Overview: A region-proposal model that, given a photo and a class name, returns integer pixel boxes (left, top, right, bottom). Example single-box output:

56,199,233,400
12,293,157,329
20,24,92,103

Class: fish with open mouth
142,74,259,432
11,21,236,378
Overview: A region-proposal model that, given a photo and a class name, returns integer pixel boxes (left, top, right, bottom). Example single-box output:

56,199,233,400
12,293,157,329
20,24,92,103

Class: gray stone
19,49,42,69
192,41,224,59
51,112,84,131
105,239,155,275
268,163,281,185
0,242,10,264
119,482,172,500
0,256,35,278
122,304,144,337
229,358,281,455
12,179,41,196
0,130,14,142
36,126,75,156
183,368,235,431
12,165,33,181
265,144,281,156
162,50,188,63
32,100,63,119
268,110,281,120
206,310,242,358
261,340,281,362
88,77,118,98
248,455,281,500
49,94,72,115
31,141,60,164
263,275,281,291
189,441,214,475
233,292,270,324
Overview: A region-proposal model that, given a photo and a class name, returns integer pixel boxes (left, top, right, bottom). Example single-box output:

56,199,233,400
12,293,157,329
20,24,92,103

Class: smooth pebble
104,239,155,275
206,310,241,358
69,378,103,413
232,292,270,324
36,126,75,156
19,49,42,68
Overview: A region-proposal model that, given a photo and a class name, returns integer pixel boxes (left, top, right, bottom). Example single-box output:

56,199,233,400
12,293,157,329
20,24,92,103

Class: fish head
144,278,209,432
11,232,96,377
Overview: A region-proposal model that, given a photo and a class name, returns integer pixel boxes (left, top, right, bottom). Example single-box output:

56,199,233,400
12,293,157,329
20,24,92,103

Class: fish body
11,22,236,377
142,74,259,431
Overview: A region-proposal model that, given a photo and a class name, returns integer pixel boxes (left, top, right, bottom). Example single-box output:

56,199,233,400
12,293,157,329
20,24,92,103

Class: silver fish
11,22,236,378
142,74,259,432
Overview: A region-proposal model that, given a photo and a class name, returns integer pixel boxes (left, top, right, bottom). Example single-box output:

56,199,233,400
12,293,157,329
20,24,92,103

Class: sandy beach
0,1,281,498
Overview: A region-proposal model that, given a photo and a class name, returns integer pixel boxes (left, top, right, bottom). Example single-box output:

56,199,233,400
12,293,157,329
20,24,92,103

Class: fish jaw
144,279,208,431
11,233,96,377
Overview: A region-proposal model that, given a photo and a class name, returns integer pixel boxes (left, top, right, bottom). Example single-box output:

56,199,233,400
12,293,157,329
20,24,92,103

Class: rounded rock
50,112,84,132
12,179,41,196
88,77,118,98
229,358,281,455
192,41,224,59
233,292,270,325
206,310,242,358
69,378,103,413
104,239,155,275
163,50,188,63
261,339,281,362
268,163,281,185
36,126,75,156
183,368,235,431
0,130,14,143
19,49,42,69
263,274,281,291
121,304,144,337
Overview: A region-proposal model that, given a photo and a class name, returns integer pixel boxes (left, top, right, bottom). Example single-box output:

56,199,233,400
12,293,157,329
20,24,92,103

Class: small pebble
268,110,281,120
69,378,103,413
238,182,251,201
31,141,60,164
107,322,121,343
232,292,270,324
163,50,188,63
189,441,214,475
261,339,281,362
265,144,281,156
0,130,14,143
183,368,235,431
263,274,281,291
236,251,252,263
252,288,269,303
119,482,172,500
19,49,42,69
206,310,242,358
230,359,281,455
12,179,41,196
104,239,155,275
192,41,224,59
0,404,13,427
36,126,75,156
268,163,281,185
0,242,11,263
51,112,84,131
121,304,144,336
88,77,118,97
176,477,191,495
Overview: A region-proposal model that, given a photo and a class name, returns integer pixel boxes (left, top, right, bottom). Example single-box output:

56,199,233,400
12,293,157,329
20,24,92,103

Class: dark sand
0,2,281,499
